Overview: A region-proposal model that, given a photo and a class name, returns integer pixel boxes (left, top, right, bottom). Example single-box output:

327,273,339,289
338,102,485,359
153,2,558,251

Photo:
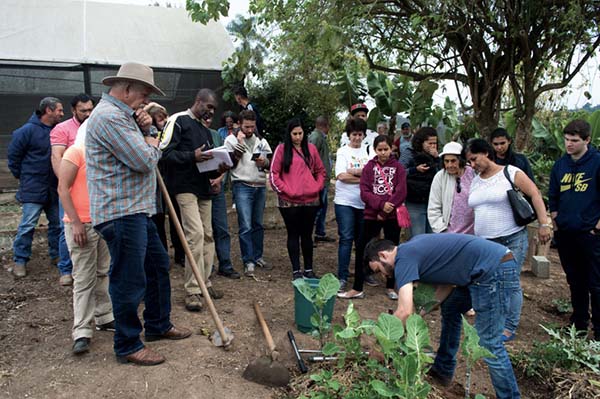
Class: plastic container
293,278,336,333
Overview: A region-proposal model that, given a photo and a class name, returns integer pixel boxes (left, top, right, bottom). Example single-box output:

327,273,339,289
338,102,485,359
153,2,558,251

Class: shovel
242,302,290,387
156,170,233,348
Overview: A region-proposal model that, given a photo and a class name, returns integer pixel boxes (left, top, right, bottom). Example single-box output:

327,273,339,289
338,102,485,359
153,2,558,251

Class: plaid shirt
85,93,160,226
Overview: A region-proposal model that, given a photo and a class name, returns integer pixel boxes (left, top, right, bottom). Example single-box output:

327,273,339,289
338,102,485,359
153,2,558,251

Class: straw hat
102,62,165,96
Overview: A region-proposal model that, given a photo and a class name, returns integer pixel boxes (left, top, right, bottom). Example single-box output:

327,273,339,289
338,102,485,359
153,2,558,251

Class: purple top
447,167,475,234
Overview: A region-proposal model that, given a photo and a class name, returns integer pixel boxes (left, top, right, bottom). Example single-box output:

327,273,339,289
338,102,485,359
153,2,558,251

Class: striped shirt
85,93,161,226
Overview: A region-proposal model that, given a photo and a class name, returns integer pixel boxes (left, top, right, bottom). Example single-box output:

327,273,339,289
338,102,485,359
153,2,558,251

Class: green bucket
293,278,336,333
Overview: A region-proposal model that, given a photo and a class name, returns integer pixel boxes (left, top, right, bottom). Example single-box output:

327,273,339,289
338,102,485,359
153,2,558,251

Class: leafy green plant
293,273,340,348
301,304,432,399
552,298,573,314
461,317,495,398
512,324,600,380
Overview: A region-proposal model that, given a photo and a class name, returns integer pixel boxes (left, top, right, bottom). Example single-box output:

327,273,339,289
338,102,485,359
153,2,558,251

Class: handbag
503,167,536,226
375,163,411,228
396,204,412,228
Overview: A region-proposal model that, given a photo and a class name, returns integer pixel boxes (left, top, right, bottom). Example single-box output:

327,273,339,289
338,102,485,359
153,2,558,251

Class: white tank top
468,165,525,239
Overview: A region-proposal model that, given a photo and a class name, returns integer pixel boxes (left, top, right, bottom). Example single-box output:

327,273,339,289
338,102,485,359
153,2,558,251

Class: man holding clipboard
160,89,229,312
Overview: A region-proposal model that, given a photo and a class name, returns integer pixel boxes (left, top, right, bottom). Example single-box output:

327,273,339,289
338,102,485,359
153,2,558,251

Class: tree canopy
188,0,600,148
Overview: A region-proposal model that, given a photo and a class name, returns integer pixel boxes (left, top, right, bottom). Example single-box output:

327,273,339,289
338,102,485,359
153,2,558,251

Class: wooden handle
156,170,230,346
253,302,276,354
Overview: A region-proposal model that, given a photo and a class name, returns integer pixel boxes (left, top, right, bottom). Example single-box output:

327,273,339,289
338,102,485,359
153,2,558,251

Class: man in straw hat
86,62,191,366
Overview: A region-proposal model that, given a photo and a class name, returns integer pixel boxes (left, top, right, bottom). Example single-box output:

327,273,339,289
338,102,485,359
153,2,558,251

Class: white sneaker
244,262,255,277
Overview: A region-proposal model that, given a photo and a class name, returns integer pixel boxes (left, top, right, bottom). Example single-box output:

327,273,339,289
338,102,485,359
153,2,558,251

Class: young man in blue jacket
549,119,600,341
7,97,64,277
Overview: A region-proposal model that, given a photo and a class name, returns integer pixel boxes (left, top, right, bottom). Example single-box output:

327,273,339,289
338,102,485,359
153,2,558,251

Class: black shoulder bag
503,167,536,226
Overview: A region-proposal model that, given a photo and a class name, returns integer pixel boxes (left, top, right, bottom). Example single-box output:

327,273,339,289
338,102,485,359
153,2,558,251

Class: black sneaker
72,337,90,355
292,271,303,281
314,235,336,243
96,321,116,332
338,279,347,292
364,275,380,287
428,367,452,387
303,270,317,279
217,269,241,279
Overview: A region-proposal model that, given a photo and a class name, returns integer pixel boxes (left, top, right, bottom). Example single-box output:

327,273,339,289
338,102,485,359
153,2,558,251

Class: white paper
195,146,233,173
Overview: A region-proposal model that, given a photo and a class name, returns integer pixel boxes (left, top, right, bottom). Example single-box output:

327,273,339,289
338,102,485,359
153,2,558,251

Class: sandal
337,290,365,299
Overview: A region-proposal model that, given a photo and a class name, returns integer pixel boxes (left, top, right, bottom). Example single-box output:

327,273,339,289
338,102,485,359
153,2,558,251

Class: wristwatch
539,223,553,229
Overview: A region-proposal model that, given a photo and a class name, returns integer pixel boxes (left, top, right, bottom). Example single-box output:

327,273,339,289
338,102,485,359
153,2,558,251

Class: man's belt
501,252,515,263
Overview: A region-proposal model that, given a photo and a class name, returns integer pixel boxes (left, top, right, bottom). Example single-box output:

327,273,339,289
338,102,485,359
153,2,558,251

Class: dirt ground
0,202,572,399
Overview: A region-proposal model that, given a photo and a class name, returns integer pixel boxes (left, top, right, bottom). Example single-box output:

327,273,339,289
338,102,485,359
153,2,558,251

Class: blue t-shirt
394,234,508,288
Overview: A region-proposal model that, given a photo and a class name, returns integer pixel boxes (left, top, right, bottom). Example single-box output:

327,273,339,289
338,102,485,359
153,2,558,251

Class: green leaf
370,380,396,397
586,110,600,146
412,283,438,314
344,302,361,328
374,313,405,341
316,273,340,302
336,326,359,339
461,316,495,368
404,314,432,365
293,278,315,302
322,342,340,356
334,66,367,109
400,354,419,385
310,313,320,329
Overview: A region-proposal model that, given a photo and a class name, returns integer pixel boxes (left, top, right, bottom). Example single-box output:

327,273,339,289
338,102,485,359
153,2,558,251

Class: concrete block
531,255,550,279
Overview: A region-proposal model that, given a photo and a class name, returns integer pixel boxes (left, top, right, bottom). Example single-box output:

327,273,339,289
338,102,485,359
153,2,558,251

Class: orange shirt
62,145,91,223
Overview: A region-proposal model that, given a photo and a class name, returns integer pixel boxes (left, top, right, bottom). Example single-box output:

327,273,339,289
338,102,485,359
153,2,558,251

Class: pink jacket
360,156,407,220
270,143,326,204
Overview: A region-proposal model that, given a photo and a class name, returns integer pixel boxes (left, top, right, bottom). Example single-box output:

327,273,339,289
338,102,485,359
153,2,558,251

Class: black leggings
279,206,319,273
352,218,399,291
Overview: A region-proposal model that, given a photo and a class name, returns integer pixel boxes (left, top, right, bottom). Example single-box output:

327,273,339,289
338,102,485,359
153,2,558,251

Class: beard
382,260,395,277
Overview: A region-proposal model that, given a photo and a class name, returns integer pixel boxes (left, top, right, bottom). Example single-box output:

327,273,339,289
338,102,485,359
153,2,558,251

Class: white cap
439,142,463,158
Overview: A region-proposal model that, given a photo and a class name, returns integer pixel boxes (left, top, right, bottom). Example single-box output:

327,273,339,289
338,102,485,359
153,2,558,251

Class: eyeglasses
456,177,461,193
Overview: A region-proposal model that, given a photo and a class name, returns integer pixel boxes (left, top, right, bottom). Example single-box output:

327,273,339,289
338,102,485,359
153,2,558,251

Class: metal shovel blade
211,327,234,347
243,356,290,387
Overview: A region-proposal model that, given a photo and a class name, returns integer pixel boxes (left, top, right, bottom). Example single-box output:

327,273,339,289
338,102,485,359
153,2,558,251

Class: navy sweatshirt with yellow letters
549,146,600,231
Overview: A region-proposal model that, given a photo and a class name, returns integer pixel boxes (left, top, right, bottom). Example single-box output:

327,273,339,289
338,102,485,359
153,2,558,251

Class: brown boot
207,286,224,300
145,325,192,342
185,294,203,312
116,347,165,366
12,263,26,277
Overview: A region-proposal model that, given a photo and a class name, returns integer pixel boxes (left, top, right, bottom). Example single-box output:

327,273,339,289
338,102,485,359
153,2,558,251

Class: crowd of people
6,61,600,398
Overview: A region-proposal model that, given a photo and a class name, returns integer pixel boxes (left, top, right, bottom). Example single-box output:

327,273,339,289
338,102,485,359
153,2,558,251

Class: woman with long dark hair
405,127,440,236
270,118,326,280
490,128,535,181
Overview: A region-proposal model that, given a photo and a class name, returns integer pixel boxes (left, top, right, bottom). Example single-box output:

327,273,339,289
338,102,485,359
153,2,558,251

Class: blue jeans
334,204,364,282
490,228,528,334
57,201,73,275
406,201,432,237
13,200,60,265
469,259,521,398
95,214,172,357
433,286,472,379
314,187,328,237
211,185,233,272
232,183,265,264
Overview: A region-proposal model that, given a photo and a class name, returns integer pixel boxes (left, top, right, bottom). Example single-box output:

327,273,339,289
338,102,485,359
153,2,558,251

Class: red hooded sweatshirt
270,143,326,204
359,156,407,220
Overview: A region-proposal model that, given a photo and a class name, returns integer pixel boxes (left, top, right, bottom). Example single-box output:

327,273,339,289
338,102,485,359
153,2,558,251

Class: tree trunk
469,74,502,140
514,89,536,151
